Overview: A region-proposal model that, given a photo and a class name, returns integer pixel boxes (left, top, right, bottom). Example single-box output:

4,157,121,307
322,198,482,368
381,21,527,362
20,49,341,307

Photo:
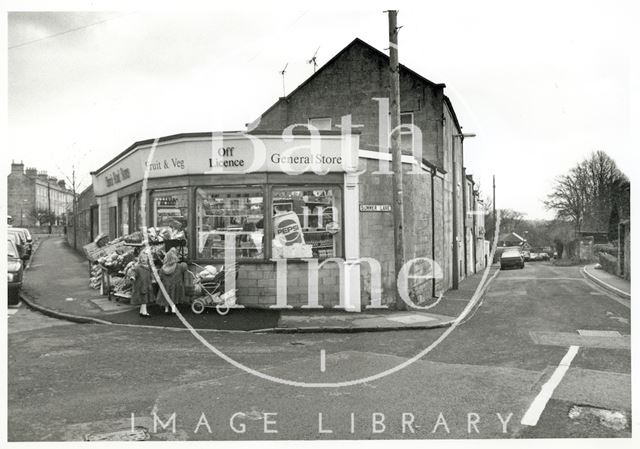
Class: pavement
19,236,498,333
582,263,631,300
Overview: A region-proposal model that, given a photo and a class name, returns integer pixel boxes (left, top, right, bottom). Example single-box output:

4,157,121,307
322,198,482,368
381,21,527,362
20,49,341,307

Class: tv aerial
307,46,320,73
279,62,288,97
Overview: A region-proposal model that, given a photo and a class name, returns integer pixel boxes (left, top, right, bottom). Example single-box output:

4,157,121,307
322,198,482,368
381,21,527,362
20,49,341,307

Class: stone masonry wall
433,174,446,295
358,158,434,307
236,262,342,308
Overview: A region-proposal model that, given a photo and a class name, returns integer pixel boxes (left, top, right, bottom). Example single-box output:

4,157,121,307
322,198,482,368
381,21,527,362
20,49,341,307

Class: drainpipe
431,167,436,297
452,157,459,290
462,167,468,277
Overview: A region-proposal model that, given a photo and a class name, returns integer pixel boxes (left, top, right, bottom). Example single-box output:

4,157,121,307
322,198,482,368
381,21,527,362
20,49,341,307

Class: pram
189,263,239,315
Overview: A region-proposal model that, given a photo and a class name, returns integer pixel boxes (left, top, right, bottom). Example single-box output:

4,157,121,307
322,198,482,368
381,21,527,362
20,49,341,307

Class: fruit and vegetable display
123,227,186,245
84,226,188,294
97,249,137,273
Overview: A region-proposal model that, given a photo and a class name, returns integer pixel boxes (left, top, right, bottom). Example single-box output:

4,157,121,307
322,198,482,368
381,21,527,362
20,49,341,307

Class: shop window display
272,187,342,259
150,189,189,259
196,188,264,260
152,189,189,231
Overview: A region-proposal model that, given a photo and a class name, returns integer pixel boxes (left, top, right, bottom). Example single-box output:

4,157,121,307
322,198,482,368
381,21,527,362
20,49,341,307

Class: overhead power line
9,13,132,50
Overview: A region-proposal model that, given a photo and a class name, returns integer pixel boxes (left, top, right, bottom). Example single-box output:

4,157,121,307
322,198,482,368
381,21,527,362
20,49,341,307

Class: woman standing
155,247,188,314
129,251,154,317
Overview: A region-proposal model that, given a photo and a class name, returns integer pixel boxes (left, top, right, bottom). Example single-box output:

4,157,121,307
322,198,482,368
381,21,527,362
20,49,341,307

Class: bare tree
545,151,626,234
498,208,526,234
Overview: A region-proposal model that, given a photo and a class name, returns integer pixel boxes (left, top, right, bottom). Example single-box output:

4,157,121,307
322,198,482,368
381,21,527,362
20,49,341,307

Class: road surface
8,261,631,440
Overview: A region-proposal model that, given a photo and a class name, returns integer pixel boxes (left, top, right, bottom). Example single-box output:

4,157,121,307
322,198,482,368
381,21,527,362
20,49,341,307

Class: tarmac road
7,261,631,441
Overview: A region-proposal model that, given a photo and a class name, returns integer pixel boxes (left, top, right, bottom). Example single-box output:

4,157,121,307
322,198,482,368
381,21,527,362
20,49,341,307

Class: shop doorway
108,206,118,240
90,206,99,241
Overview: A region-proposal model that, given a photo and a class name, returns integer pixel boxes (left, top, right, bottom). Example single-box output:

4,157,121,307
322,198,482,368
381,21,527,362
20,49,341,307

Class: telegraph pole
387,10,406,310
47,178,52,234
72,165,77,249
492,174,496,231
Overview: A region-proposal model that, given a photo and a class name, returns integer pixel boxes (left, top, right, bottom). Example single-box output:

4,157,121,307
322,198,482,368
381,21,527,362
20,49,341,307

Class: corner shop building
89,130,441,310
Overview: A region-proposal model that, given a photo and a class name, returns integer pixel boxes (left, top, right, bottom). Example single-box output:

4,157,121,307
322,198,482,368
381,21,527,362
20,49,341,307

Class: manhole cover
577,330,622,337
568,405,628,431
85,426,150,441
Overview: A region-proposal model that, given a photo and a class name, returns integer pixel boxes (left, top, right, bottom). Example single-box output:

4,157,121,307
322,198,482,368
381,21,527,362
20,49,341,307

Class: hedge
598,252,618,275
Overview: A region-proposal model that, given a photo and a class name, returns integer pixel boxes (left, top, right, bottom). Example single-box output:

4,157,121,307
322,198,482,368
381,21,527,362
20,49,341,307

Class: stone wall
66,186,96,251
433,174,446,295
357,158,436,305
236,262,342,308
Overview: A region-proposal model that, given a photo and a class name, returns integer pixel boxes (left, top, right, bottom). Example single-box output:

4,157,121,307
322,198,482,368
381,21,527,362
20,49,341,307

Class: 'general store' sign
92,133,359,196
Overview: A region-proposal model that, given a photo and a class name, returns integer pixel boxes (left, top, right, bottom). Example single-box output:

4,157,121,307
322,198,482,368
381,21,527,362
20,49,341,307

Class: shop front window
152,188,189,233
120,196,130,236
129,194,140,233
196,188,265,260
272,187,342,259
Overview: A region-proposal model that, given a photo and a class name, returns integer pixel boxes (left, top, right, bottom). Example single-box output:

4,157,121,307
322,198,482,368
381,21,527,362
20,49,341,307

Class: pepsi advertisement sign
274,212,304,246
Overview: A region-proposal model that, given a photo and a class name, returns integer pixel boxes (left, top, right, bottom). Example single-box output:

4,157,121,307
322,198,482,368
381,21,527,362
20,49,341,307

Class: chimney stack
11,161,24,175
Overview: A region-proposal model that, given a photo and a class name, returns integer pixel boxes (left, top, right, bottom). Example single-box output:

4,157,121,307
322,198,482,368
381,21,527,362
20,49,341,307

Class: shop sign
359,204,392,212
93,133,359,196
145,157,186,173
104,167,132,188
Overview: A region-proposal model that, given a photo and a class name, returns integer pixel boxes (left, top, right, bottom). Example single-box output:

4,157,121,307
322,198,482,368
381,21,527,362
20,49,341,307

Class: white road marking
495,277,585,281
521,345,580,426
320,350,326,373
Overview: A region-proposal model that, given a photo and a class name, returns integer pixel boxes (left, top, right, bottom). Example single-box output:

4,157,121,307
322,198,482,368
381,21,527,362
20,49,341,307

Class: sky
5,0,634,219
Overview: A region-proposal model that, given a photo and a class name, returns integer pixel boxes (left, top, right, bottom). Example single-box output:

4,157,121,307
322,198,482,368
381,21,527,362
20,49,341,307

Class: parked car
13,227,32,243
7,233,25,260
7,239,24,305
529,252,538,261
8,228,31,259
500,248,525,269
14,227,33,256
522,249,531,261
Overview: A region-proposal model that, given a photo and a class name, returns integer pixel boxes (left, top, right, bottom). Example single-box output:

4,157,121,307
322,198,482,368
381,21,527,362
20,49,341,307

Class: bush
552,258,592,267
598,252,618,275
593,243,618,257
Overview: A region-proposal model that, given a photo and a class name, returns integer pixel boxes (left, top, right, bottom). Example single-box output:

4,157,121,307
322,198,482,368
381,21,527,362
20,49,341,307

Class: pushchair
189,263,239,315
